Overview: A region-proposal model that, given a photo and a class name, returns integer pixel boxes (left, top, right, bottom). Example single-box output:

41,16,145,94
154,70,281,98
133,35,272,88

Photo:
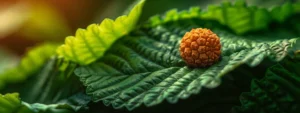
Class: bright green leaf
57,0,145,65
0,93,32,113
148,6,201,27
270,2,293,23
0,93,20,113
148,2,300,34
201,2,271,34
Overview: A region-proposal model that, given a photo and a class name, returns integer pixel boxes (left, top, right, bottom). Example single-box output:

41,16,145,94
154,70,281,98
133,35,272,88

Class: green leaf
56,0,145,65
22,92,91,113
270,2,293,23
148,7,201,27
0,92,90,113
0,56,84,106
0,43,58,90
148,2,300,34
23,102,75,113
75,18,298,110
18,57,80,104
0,47,90,113
201,2,271,34
0,56,91,113
0,93,24,113
231,58,300,113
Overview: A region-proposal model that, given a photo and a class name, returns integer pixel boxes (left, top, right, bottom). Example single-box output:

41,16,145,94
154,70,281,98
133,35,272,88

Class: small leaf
57,0,145,65
0,93,22,113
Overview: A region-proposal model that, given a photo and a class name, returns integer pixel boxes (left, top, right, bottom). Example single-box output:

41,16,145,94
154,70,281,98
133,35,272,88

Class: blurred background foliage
0,0,299,69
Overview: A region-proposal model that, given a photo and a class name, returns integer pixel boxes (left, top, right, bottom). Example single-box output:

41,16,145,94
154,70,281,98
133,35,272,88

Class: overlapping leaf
56,0,145,65
0,43,58,90
11,57,82,104
0,56,90,113
148,1,300,34
75,20,298,110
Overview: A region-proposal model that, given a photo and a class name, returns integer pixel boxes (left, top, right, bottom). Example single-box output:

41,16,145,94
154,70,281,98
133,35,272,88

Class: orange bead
179,28,221,67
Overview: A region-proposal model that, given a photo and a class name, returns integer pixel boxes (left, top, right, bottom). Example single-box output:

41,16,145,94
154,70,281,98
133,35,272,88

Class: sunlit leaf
0,93,23,113
57,0,145,65
149,2,300,34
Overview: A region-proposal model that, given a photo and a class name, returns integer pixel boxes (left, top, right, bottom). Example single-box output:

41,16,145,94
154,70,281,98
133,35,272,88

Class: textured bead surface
180,28,221,67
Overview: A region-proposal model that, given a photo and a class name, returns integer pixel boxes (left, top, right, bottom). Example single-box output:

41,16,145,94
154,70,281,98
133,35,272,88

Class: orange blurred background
0,0,295,56
0,0,119,55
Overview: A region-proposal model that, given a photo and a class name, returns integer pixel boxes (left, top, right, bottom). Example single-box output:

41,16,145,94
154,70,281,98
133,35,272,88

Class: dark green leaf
231,58,300,113
75,19,298,110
